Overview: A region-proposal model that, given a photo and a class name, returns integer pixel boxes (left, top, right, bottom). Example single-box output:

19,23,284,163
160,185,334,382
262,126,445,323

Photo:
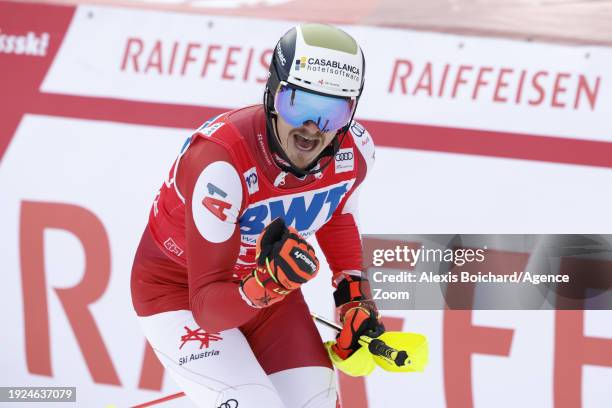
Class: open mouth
293,133,320,152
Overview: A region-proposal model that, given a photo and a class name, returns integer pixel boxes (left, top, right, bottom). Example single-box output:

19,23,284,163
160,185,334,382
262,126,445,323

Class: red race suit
130,104,375,373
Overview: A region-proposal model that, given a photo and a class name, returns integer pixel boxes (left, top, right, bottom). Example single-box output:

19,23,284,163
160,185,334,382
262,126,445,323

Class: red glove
239,218,319,308
332,275,385,359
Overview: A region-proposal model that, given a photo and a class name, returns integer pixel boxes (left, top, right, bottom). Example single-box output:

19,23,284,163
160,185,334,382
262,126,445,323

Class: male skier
131,23,383,407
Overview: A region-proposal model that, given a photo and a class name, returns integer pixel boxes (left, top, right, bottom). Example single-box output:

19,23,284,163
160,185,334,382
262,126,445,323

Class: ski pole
311,313,409,367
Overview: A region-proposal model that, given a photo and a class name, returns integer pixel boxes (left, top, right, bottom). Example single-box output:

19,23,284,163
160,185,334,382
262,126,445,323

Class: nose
302,119,322,133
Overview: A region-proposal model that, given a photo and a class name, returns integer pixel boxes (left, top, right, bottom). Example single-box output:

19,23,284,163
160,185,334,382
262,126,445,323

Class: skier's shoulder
345,120,375,173
193,105,260,144
177,109,253,202
189,105,264,164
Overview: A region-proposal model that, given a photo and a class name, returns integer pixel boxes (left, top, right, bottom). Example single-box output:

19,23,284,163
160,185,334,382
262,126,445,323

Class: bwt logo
239,183,349,235
336,151,353,161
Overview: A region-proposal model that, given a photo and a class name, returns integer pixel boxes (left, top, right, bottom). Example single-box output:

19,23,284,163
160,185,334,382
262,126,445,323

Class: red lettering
222,46,241,80
120,37,143,72
444,311,514,407
20,201,119,385
515,69,527,104
181,42,200,76
553,254,612,406
243,48,254,82
412,62,433,96
202,197,231,221
472,66,493,100
139,341,165,391
555,310,612,407
144,40,163,74
444,249,525,407
528,71,548,106
202,45,221,78
257,49,273,84
451,65,473,98
551,72,571,108
493,68,513,103
438,63,450,97
388,59,412,94
168,41,179,76
574,75,601,111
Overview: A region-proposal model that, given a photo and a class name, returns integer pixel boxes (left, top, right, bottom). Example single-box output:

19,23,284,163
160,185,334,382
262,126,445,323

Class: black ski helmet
263,23,366,176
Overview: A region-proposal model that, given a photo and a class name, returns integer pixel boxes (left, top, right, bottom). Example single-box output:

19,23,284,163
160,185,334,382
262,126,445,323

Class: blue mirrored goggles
274,83,356,133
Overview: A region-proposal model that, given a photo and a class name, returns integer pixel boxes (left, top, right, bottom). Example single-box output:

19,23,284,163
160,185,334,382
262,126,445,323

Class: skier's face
276,116,337,170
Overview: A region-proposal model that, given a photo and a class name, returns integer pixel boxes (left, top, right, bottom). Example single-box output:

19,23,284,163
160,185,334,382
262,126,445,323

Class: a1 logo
202,182,231,221
192,161,243,243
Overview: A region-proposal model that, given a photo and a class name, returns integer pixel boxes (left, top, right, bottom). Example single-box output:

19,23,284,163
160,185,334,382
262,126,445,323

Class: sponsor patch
335,147,354,173
292,247,317,274
350,122,366,138
178,326,223,366
163,237,184,257
199,122,225,137
243,167,259,195
238,181,353,240
192,161,242,243
179,326,222,350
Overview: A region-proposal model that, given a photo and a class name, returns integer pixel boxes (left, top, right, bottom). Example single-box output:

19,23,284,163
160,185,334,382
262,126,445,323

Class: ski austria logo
180,326,223,350
335,148,354,173
179,326,222,366
243,167,259,195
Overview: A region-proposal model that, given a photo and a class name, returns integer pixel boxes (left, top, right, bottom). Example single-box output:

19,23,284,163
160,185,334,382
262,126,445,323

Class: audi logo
335,152,353,161
217,399,239,408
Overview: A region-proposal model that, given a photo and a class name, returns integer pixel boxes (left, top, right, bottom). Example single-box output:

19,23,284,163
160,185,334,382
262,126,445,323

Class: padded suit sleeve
316,122,375,284
177,137,258,333
315,212,363,281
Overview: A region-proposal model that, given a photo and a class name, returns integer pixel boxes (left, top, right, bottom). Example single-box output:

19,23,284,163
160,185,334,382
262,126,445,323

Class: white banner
1,1,611,407
42,5,612,141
